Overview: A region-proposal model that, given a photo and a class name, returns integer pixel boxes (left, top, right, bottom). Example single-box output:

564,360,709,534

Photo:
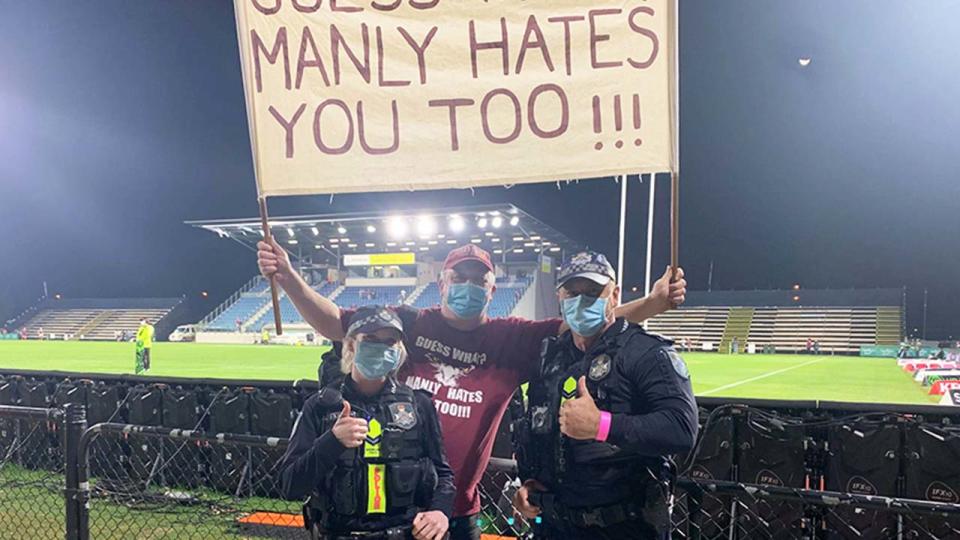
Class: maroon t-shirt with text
341,306,562,517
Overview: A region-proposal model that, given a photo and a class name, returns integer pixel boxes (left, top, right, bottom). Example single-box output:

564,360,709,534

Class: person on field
280,306,454,540
135,319,154,374
259,240,686,540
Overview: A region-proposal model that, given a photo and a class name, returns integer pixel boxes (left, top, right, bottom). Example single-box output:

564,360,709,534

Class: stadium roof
185,204,585,265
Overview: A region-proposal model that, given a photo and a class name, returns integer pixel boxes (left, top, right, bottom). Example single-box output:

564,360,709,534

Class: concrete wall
512,255,559,321
534,256,560,320
512,275,538,320
196,331,260,345
344,277,417,287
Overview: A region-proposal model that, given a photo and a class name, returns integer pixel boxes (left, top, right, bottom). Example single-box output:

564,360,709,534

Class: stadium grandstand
5,200,908,358
9,297,184,341
187,205,575,343
186,203,906,357
645,288,905,355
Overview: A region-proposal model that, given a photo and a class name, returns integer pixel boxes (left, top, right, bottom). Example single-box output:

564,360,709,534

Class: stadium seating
251,282,338,330
82,309,177,341
409,278,532,317
206,296,270,330
22,309,102,339
200,275,536,330
751,307,883,354
334,286,407,309
411,283,441,308
646,307,730,350
648,305,902,354
487,277,532,317
20,300,178,341
246,279,270,294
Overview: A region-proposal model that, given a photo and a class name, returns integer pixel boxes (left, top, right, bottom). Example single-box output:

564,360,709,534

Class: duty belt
315,525,412,540
530,492,642,529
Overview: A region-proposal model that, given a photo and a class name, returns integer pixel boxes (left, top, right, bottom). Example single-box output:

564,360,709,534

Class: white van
169,324,196,342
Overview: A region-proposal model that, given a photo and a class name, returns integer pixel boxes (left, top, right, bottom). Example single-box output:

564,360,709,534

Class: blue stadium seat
208,277,534,329
246,280,270,294
334,286,406,310
207,296,269,330
251,282,337,329
412,283,441,308
486,276,533,317
412,277,532,316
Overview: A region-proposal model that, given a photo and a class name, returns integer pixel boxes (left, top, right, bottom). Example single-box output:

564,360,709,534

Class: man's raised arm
614,266,687,323
257,238,346,341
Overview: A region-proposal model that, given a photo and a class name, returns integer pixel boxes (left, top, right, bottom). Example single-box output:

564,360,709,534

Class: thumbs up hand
559,376,603,440
576,376,593,401
331,401,369,448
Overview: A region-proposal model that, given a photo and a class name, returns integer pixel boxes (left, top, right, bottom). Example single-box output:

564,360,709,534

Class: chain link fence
476,457,529,538
672,478,960,540
77,423,302,540
0,405,68,540
4,400,960,539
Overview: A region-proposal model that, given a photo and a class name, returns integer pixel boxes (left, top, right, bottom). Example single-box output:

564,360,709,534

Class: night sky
1,2,958,337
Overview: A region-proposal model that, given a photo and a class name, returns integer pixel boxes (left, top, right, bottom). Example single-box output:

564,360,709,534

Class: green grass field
0,340,936,404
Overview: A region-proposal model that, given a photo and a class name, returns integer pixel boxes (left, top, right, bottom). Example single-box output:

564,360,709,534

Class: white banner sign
234,0,677,196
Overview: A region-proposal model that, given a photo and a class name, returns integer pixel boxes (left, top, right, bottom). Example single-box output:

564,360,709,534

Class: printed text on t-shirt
414,336,488,366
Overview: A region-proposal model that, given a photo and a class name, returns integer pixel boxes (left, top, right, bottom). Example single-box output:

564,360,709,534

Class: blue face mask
353,340,402,379
561,295,609,337
445,283,489,319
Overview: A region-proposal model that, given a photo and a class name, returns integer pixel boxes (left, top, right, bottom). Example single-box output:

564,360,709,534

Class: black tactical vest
516,322,668,508
313,383,438,528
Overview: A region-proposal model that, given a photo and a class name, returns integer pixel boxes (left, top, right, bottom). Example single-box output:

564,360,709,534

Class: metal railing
4,402,960,539
0,404,73,540
76,422,294,540
197,276,265,329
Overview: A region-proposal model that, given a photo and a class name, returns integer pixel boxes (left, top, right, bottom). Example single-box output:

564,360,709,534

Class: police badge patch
589,354,612,381
570,252,593,265
388,402,417,430
667,350,690,380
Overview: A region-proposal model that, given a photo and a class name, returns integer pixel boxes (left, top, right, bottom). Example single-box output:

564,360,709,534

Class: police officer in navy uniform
512,252,698,540
280,306,455,540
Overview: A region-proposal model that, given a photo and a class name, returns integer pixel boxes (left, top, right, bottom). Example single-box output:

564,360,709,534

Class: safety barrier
3,373,960,539
0,404,72,540
76,422,295,540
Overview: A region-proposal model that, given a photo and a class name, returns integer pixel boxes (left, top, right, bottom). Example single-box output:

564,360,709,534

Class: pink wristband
596,411,612,442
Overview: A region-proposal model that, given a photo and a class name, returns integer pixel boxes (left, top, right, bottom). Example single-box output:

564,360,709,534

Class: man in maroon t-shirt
258,241,686,540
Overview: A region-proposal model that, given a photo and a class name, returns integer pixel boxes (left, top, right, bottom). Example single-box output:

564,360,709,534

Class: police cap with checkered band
557,251,618,289
345,305,405,338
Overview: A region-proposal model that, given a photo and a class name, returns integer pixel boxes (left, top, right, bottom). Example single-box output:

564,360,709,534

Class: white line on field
699,359,825,396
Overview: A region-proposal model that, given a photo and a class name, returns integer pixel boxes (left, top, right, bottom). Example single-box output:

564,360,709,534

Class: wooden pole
669,0,680,284
259,197,283,336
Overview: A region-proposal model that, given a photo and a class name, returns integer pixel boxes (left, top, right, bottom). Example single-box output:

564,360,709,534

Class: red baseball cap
443,244,494,273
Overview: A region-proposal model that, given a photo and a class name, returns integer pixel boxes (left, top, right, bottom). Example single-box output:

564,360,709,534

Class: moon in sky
798,57,812,67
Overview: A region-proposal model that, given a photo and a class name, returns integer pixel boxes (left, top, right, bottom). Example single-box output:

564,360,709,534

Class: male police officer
512,252,698,539
280,306,455,540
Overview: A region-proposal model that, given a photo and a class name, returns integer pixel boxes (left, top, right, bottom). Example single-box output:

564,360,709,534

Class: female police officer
280,305,455,540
